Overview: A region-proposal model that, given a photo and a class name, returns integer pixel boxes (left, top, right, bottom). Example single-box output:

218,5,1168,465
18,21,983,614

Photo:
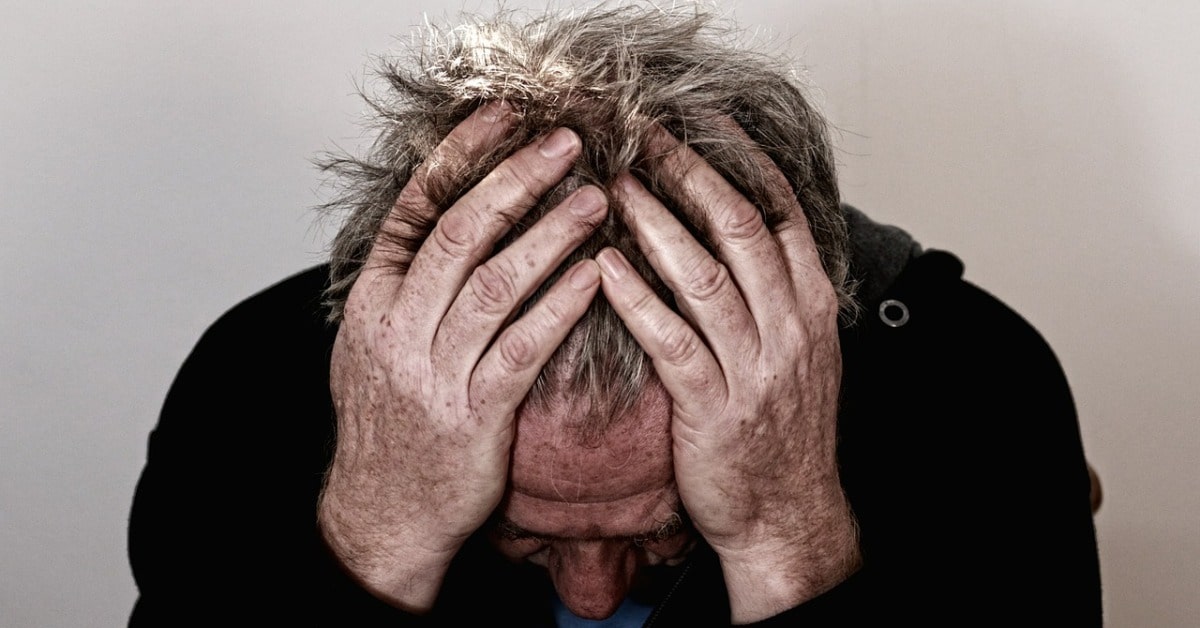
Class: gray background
3,1,1197,625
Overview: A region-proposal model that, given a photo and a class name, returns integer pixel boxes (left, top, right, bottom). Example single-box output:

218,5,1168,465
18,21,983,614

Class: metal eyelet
878,299,910,328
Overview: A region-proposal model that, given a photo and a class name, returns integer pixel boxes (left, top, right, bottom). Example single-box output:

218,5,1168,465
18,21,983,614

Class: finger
644,124,797,320
364,101,517,278
613,173,758,359
705,117,830,293
434,186,608,370
596,247,727,414
402,127,583,331
470,260,601,414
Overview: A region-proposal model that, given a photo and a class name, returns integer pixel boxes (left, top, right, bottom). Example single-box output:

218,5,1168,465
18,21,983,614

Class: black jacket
128,207,1102,626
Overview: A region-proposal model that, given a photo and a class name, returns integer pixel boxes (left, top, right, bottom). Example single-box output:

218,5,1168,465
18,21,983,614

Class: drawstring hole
879,299,910,327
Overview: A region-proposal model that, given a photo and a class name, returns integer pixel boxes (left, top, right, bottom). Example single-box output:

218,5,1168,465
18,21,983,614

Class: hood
841,203,924,308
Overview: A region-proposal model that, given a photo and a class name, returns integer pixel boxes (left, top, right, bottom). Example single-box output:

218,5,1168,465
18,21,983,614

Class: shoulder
198,264,334,348
155,264,337,431
169,264,339,394
841,203,924,308
839,204,1052,359
153,264,338,455
130,265,352,622
160,264,339,456
838,208,1083,489
834,212,1100,621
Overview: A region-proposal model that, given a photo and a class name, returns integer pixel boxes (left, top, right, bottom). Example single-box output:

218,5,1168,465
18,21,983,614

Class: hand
318,103,607,611
597,125,861,622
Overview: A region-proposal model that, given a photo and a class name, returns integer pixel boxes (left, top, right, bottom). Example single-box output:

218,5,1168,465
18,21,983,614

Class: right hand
318,102,607,611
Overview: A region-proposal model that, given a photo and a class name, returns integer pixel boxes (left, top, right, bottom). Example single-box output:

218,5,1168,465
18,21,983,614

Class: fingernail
597,249,628,279
539,128,578,158
568,261,600,289
480,100,510,122
569,187,606,217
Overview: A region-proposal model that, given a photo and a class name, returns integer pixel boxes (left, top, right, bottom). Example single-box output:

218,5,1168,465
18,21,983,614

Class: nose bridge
550,539,638,619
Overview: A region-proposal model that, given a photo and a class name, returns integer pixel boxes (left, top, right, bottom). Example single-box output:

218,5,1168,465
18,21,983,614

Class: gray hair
320,3,854,436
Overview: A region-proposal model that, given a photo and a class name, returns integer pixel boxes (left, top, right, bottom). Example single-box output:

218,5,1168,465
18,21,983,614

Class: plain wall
2,1,1196,625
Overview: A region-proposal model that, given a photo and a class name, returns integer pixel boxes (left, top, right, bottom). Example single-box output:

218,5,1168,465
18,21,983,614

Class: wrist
716,502,862,623
318,491,458,613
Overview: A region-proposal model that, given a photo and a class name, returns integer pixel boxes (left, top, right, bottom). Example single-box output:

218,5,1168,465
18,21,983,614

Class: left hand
596,125,861,623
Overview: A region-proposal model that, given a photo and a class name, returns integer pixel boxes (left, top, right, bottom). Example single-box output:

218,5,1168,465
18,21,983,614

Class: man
128,5,1102,626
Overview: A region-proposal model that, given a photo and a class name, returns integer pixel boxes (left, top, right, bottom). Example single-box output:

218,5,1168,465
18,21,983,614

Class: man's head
325,3,853,430
495,383,688,618
323,3,854,618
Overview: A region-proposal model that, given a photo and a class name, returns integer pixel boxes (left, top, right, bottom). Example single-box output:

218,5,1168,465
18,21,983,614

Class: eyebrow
493,511,686,544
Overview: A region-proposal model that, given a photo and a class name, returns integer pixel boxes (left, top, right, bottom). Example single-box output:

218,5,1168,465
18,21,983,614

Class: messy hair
321,2,853,436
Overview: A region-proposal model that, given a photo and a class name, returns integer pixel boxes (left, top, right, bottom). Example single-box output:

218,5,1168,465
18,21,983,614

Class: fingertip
479,99,514,123
596,248,629,280
567,259,601,290
612,171,640,196
538,127,581,158
568,185,608,219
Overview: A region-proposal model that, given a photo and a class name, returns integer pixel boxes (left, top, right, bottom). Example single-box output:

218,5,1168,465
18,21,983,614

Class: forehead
505,385,676,534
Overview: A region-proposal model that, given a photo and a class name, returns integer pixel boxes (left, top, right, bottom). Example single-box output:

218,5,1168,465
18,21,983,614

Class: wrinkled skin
597,126,860,620
319,102,608,610
494,384,694,620
318,105,860,622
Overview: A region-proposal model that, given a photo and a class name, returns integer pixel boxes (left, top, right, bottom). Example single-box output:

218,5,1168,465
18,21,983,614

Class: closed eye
633,512,685,546
494,517,549,541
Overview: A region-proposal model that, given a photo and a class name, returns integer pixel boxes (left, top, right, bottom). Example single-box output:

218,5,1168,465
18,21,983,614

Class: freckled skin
318,106,611,613
594,126,862,622
322,107,860,624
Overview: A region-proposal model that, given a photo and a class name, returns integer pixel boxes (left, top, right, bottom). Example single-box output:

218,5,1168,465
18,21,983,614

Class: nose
548,540,638,620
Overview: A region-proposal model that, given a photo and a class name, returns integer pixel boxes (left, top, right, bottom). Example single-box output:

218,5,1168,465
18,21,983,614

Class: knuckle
683,257,731,301
467,261,519,314
431,210,476,257
719,197,768,242
497,327,539,371
790,261,839,313
783,279,839,341
489,163,542,210
413,157,458,209
395,178,431,214
536,293,573,328
809,279,839,318
658,322,700,365
440,134,470,161
628,287,663,318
